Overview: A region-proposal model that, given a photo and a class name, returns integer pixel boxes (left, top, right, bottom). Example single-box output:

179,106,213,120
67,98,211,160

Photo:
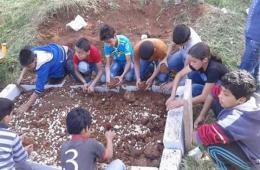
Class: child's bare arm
16,68,27,85
194,95,214,129
102,130,115,161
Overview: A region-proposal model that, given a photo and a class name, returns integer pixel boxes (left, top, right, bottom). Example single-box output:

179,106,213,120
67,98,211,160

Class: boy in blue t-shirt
99,24,135,87
60,107,126,170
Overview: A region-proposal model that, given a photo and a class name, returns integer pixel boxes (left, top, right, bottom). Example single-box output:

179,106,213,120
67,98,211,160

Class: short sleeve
73,54,79,66
91,46,102,63
104,44,111,58
124,41,131,56
91,139,105,159
207,69,220,83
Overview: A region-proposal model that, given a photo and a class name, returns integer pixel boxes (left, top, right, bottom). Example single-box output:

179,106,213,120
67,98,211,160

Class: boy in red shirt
67,38,103,93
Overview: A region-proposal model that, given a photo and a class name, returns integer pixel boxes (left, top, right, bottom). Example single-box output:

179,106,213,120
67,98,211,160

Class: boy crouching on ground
61,107,126,170
194,70,260,170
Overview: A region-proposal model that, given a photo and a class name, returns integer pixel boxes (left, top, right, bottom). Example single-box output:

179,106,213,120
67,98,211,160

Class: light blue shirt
104,35,133,62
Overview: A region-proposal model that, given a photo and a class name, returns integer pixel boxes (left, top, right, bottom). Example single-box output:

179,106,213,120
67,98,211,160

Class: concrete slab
159,149,182,170
20,80,66,91
163,107,184,154
0,84,21,100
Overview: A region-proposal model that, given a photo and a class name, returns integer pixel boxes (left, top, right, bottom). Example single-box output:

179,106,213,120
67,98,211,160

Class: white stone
0,84,21,100
163,107,184,154
66,15,87,31
159,149,182,170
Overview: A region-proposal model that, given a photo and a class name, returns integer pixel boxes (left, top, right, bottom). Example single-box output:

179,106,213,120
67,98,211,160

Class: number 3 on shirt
64,149,79,170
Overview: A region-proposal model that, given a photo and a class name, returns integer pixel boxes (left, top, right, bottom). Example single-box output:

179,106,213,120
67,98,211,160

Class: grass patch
181,156,218,170
193,2,249,69
0,0,98,87
205,0,250,13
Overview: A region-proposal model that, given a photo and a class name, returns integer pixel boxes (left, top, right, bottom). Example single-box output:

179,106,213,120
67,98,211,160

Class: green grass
0,0,98,88
205,0,250,14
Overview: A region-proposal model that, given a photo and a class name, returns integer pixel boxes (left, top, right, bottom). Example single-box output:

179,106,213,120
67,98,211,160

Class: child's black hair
188,42,222,63
172,24,191,44
0,98,14,121
221,70,256,100
99,24,115,41
66,107,92,134
19,47,35,66
138,41,154,60
75,38,91,52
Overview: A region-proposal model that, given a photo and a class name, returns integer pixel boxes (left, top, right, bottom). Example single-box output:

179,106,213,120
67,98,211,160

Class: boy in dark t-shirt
60,107,126,170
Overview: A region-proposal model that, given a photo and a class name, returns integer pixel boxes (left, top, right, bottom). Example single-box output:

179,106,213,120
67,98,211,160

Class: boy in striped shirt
0,98,59,170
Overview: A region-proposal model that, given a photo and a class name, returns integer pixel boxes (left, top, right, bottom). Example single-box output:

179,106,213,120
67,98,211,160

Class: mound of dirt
37,0,207,53
12,87,167,167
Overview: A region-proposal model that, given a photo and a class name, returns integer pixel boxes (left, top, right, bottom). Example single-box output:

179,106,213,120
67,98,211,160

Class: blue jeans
167,51,185,73
240,37,260,88
187,71,206,97
101,60,135,82
67,60,98,83
105,159,126,170
139,59,168,82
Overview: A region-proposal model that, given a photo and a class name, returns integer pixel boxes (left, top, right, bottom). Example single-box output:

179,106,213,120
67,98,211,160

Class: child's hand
115,76,123,86
15,104,30,114
82,83,89,92
87,85,95,93
160,82,172,92
166,99,184,111
105,130,115,141
24,144,34,155
194,115,205,129
145,77,153,89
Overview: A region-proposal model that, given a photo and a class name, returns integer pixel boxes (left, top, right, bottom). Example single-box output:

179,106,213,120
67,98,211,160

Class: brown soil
12,86,167,167
37,0,207,53
11,0,210,167
107,77,120,88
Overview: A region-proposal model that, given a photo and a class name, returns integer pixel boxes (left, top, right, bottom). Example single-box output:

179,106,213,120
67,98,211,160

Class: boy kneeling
194,70,260,170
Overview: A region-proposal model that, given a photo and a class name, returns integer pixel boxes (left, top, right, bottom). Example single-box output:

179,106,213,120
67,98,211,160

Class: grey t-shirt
61,138,105,170
180,27,202,58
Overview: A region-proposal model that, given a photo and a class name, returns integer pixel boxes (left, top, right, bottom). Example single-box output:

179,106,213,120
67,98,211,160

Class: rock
150,159,161,167
129,146,143,157
133,156,148,166
22,135,34,146
141,116,149,125
144,143,161,160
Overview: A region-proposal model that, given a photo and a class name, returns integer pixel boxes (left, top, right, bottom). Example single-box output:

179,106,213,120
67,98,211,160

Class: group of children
0,1,259,169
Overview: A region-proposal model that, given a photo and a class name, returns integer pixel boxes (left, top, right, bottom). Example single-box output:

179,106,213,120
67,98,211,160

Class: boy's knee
157,73,168,83
78,61,90,74
192,84,204,97
106,159,126,170
125,72,135,81
100,74,106,83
